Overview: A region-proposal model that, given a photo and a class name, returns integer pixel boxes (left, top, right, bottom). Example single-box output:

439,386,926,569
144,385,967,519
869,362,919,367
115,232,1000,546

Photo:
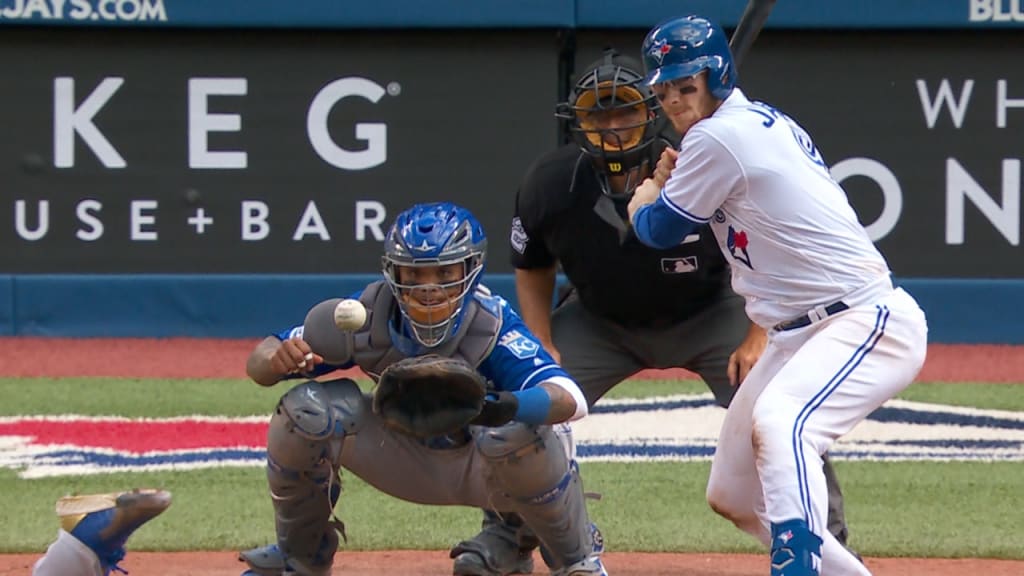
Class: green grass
3,462,1021,558
2,377,1022,415
896,382,1024,411
2,376,1022,558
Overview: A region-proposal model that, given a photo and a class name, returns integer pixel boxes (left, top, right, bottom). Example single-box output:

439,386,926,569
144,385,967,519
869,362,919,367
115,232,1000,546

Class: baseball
333,299,367,331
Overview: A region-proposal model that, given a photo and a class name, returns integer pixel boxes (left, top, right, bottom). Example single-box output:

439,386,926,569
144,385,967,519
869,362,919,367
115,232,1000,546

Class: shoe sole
58,489,172,532
452,552,534,576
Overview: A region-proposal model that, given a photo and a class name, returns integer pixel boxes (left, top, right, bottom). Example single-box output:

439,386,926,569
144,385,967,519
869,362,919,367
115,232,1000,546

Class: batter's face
652,72,720,135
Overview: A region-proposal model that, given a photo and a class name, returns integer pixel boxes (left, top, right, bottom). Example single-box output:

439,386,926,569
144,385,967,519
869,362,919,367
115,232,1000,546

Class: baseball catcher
239,202,606,576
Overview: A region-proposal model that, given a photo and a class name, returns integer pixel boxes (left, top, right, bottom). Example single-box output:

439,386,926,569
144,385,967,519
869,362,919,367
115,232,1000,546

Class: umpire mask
557,48,663,200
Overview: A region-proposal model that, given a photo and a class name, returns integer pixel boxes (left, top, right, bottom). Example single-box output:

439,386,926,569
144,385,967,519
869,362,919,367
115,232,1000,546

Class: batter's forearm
515,266,558,347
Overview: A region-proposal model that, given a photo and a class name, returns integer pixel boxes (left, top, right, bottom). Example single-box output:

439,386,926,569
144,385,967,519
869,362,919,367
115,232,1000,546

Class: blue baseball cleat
59,488,173,575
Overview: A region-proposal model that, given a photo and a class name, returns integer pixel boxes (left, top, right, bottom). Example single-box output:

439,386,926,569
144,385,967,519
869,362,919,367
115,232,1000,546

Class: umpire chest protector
352,281,501,381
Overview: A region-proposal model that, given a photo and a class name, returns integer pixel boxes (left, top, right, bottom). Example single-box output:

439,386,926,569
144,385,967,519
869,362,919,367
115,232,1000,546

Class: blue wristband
512,386,552,425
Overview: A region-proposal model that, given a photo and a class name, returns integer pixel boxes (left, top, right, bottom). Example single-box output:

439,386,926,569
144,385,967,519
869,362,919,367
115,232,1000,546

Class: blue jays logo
0,416,266,478
648,39,672,64
726,226,753,269
498,329,539,359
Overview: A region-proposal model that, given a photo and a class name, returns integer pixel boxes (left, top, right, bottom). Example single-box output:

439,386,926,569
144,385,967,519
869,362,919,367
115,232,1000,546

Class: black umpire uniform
512,142,745,408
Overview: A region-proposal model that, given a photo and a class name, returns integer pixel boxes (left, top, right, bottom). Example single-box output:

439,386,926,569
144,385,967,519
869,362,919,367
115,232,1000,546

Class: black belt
773,301,849,332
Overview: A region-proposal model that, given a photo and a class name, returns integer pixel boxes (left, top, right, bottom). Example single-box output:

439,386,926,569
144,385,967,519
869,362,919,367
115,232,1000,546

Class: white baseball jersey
659,89,891,328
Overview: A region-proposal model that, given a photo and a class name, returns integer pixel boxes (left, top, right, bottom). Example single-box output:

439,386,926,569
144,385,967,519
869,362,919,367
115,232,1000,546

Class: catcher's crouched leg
451,421,577,576
450,509,537,576
474,423,603,574
240,378,364,576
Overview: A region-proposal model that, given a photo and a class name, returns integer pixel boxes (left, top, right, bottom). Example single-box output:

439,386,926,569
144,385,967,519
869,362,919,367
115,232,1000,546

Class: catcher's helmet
556,48,662,199
641,15,736,100
383,202,486,348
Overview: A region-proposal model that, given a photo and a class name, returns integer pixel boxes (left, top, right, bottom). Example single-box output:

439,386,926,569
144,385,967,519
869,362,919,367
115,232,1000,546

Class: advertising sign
0,28,558,272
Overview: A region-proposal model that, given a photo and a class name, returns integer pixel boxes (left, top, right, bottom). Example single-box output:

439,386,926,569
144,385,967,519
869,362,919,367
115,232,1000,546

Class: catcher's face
394,263,465,325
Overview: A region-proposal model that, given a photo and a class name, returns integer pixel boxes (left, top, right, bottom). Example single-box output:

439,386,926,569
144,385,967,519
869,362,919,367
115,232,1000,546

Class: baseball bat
729,0,777,72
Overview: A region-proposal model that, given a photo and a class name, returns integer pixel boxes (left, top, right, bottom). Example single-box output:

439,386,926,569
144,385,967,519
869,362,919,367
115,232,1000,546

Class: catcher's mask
383,202,486,348
556,48,662,200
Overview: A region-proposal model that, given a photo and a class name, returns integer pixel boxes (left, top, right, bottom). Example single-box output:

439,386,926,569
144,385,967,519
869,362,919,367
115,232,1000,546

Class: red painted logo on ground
0,416,268,478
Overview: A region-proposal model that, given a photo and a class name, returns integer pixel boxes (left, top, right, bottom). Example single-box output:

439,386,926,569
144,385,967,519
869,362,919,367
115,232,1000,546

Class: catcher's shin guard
770,519,823,576
264,378,363,575
450,510,537,576
475,423,600,572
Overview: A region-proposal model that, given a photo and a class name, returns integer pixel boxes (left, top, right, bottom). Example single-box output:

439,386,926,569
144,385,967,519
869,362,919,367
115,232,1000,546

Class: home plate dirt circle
3,550,1024,575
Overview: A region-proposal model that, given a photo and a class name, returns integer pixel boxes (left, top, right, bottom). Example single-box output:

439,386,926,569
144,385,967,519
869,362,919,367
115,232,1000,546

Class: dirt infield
2,338,1022,575
2,338,1023,382
4,550,1024,576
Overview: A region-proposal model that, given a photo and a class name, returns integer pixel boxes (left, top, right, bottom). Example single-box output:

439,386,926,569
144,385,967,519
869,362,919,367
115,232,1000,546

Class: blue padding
575,0,1011,29
7,275,1024,343
13,274,384,338
0,0,575,29
896,278,1024,345
0,275,13,336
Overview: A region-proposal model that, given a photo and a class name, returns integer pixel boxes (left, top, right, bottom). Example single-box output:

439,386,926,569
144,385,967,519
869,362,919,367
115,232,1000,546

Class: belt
773,301,849,332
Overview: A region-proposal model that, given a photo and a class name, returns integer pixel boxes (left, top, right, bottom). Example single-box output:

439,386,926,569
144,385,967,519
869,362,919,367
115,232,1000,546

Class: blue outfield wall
0,275,1018,344
0,0,1020,29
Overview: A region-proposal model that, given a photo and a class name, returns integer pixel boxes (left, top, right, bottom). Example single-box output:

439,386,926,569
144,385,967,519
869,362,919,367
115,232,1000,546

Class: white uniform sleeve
542,375,589,422
661,128,744,221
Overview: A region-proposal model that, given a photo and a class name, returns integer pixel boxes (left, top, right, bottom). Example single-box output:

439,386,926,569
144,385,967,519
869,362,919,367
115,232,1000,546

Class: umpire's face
653,71,720,135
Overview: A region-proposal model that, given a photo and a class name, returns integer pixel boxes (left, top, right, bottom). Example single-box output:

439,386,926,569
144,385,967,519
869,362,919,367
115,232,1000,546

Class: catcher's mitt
373,354,488,438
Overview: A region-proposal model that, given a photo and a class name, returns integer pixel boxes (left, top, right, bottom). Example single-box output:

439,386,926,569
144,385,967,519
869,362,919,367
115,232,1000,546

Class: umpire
450,49,854,576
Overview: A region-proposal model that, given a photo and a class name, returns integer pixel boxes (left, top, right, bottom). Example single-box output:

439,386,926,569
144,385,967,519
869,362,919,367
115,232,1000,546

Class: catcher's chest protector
353,281,501,381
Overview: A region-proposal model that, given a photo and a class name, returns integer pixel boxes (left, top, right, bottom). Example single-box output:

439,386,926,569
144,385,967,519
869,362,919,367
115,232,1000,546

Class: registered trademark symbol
386,82,402,96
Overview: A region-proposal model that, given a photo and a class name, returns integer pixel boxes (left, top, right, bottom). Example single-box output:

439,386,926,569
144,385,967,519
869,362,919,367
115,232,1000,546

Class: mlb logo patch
661,257,698,274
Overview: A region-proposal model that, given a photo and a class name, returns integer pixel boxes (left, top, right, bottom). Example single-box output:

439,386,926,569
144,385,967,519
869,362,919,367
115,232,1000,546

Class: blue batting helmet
641,15,736,100
382,202,486,348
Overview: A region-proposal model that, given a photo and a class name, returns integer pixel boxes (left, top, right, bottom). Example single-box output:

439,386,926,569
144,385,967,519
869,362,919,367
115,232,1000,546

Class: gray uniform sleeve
303,298,354,365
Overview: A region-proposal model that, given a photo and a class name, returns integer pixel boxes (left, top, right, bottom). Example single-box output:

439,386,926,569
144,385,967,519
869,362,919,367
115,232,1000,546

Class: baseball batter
238,202,607,576
627,15,928,576
454,49,855,576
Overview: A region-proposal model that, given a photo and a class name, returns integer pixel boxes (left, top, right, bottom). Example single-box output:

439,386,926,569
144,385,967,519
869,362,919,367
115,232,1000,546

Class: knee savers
475,423,569,497
267,378,365,471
